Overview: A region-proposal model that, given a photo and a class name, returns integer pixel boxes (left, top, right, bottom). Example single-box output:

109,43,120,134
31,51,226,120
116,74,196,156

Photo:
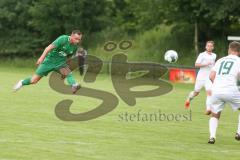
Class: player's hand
36,57,44,66
206,62,213,67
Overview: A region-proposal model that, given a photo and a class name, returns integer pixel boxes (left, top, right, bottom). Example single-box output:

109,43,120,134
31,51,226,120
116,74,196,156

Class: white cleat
71,83,81,94
13,80,23,92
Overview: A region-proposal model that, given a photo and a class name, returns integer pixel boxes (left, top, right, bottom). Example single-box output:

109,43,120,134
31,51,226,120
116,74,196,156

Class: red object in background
169,68,196,84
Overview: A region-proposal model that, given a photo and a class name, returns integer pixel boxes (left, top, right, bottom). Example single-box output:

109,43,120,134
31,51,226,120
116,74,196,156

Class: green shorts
35,60,67,77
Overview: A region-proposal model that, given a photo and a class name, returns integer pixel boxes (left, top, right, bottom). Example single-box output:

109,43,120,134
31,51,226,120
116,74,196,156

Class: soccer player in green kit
13,30,82,94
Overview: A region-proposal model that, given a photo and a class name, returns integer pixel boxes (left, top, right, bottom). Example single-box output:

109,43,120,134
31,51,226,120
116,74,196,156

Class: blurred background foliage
0,0,239,66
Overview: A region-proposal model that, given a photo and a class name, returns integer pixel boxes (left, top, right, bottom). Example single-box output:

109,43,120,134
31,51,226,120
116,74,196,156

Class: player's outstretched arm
36,44,55,65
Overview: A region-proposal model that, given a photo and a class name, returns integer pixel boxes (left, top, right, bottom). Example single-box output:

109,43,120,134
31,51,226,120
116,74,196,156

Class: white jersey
212,55,240,94
196,51,217,80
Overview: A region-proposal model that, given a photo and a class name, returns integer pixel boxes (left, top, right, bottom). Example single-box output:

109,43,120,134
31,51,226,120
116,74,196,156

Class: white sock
206,96,211,111
188,91,195,100
237,114,240,134
209,117,218,138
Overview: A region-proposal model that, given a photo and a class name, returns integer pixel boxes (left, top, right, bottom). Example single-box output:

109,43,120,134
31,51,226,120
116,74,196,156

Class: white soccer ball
164,50,178,63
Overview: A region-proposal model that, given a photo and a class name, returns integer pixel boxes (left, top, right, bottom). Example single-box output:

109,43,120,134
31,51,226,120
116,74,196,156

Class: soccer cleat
235,133,240,141
71,83,81,94
185,99,190,109
13,80,23,92
185,91,194,109
208,137,215,144
185,97,193,109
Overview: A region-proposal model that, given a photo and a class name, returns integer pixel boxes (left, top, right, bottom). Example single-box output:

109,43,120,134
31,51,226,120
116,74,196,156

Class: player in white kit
208,41,240,144
185,41,217,115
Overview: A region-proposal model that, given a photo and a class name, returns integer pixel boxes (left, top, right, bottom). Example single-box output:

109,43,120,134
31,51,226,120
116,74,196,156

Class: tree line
0,0,239,57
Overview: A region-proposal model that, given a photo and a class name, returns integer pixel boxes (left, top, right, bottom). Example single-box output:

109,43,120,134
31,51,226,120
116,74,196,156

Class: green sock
66,73,76,86
22,77,31,85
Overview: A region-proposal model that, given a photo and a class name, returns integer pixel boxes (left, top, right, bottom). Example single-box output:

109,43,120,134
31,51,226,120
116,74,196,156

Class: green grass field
0,67,240,160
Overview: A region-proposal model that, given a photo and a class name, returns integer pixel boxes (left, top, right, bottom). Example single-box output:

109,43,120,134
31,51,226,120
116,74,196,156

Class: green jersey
35,35,78,77
44,35,78,66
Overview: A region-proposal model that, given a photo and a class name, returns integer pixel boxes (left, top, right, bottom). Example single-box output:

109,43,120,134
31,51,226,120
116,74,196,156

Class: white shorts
194,79,212,92
210,92,240,114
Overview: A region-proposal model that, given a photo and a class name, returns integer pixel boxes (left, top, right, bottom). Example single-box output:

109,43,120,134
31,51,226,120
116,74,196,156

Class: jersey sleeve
195,54,203,64
52,35,67,48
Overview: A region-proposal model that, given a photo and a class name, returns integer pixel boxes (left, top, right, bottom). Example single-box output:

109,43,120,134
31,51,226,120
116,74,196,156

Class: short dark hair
206,41,214,45
229,41,240,52
72,30,82,35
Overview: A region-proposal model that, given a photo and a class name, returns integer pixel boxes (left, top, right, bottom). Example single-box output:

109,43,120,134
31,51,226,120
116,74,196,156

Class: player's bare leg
185,91,199,108
208,112,221,144
13,74,42,92
205,90,212,115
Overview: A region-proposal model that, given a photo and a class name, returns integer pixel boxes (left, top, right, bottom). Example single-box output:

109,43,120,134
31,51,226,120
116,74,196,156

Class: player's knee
31,78,39,84
211,112,220,119
31,80,38,84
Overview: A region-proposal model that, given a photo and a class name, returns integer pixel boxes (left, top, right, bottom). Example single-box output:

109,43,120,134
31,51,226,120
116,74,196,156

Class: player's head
70,30,82,44
228,41,240,56
205,41,214,53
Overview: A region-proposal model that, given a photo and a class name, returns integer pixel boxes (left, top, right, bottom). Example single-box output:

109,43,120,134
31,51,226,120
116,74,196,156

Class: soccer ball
164,50,178,63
